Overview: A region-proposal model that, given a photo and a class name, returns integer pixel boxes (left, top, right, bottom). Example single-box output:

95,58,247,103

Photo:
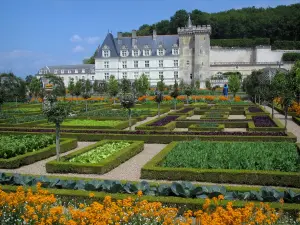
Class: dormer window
103,50,110,57
82,69,85,73
75,69,78,73
157,49,164,56
172,48,179,55
132,49,139,57
68,70,71,74
121,50,128,57
54,70,58,74
61,70,64,74
144,49,151,56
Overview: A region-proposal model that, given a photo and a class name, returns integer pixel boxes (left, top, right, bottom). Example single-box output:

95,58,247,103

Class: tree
228,74,241,97
205,80,211,90
195,80,200,89
43,94,72,161
179,79,185,90
74,80,83,101
25,75,34,85
120,93,136,130
83,50,97,64
82,79,92,112
136,74,150,96
170,80,179,110
29,77,42,101
108,76,119,104
93,80,100,94
157,76,165,92
68,78,75,99
184,85,192,104
120,78,131,94
155,91,164,117
45,74,66,97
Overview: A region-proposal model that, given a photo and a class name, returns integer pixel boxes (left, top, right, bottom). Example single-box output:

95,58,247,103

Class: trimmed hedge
292,116,300,126
46,140,144,174
211,38,270,47
141,142,300,187
188,124,225,131
282,53,300,62
135,115,186,131
272,41,300,50
200,115,229,120
176,120,249,128
2,185,300,213
0,138,77,169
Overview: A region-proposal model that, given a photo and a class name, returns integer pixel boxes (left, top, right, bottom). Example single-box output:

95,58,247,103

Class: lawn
162,141,299,172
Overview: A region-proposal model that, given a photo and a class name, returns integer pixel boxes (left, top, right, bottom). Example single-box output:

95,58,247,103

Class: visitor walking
223,83,228,97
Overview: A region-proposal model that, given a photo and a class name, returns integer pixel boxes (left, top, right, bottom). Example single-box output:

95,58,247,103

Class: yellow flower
89,192,95,198
137,190,143,197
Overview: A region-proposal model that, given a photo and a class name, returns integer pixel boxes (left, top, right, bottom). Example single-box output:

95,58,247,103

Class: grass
162,141,300,172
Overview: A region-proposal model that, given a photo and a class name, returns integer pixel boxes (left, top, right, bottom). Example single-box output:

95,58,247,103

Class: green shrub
272,41,300,50
282,53,300,62
162,141,299,172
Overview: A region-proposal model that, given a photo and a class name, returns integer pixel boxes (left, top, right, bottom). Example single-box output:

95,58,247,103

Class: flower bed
135,115,182,131
248,106,264,113
46,140,144,174
253,116,277,127
141,141,300,187
147,116,179,126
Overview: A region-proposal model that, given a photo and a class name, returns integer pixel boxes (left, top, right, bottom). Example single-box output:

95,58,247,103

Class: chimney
132,30,137,46
153,30,157,40
117,32,122,39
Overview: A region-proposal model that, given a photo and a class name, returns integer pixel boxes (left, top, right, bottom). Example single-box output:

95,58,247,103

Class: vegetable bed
188,123,225,131
162,141,299,172
46,140,144,174
253,116,277,127
141,141,300,187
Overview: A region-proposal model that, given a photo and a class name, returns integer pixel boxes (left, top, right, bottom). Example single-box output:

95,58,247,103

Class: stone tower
177,15,211,88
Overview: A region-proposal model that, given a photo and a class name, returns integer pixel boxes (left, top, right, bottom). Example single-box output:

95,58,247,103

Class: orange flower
89,192,95,198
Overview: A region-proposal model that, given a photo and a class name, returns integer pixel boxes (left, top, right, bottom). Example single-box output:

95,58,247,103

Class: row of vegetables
0,173,299,203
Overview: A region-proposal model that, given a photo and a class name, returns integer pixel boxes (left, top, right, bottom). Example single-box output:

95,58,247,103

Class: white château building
37,16,300,88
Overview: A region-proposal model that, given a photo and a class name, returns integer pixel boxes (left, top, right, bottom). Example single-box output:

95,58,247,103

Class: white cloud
72,45,85,53
84,36,100,44
70,34,82,42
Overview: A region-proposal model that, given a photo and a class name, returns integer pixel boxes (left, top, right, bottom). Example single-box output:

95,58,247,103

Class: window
82,76,85,80
145,72,150,78
159,60,163,68
61,70,64,74
54,70,58,74
39,70,43,74
144,49,150,56
82,69,85,73
174,71,178,79
92,76,95,81
134,61,138,68
158,49,164,56
104,61,109,69
103,50,110,57
122,72,127,79
75,76,78,81
122,61,127,69
186,60,190,66
200,49,202,54
68,70,71,74
133,50,139,57
134,72,139,79
159,71,163,80
105,73,109,80
173,48,179,55
202,62,204,66
174,60,178,67
121,50,127,57
75,69,78,73
145,60,149,68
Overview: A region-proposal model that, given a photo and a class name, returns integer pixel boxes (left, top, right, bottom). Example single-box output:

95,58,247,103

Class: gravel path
264,106,300,142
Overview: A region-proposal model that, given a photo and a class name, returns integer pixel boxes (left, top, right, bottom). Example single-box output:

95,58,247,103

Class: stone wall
210,47,254,63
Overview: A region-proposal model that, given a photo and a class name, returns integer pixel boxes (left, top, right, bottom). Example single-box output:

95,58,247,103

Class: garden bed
248,116,285,132
46,140,144,174
292,116,300,126
141,141,300,187
168,108,194,116
0,134,77,168
188,123,225,131
135,115,185,131
37,119,135,130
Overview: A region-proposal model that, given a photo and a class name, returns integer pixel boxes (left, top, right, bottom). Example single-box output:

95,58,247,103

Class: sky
0,0,299,78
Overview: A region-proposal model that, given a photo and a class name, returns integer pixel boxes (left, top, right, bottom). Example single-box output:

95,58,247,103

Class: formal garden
0,62,300,224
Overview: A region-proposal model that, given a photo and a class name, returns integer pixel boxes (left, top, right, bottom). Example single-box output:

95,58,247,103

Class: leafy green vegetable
69,141,131,163
0,134,55,159
162,141,300,172
61,119,123,126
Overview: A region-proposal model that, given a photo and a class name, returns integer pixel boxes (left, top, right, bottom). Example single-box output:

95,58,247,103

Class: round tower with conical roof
177,15,211,88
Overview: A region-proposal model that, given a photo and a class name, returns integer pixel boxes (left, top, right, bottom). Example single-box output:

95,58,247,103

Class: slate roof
38,64,95,75
95,33,179,58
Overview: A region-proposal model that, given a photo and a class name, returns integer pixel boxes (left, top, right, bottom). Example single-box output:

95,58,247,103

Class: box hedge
0,138,77,169
188,124,225,131
46,140,144,174
141,142,300,187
